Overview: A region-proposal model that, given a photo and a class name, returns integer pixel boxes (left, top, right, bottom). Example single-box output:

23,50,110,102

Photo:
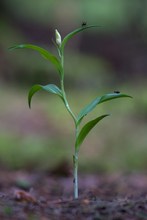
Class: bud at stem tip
55,29,62,47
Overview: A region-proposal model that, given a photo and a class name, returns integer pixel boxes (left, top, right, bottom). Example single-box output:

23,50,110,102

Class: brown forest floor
0,166,147,220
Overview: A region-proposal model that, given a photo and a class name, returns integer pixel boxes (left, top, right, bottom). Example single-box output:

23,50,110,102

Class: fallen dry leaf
14,189,37,204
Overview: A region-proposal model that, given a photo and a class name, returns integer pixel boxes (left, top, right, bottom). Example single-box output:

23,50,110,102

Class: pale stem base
73,153,78,199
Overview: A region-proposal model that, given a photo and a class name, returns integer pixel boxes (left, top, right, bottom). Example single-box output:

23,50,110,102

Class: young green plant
10,25,132,199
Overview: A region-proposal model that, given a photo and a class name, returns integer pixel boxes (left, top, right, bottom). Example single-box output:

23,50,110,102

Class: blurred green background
0,0,147,173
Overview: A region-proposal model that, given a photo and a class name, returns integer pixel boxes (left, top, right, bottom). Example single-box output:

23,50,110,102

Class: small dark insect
114,91,120,94
82,21,87,26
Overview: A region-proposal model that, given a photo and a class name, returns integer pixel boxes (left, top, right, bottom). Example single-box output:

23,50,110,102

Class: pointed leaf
9,44,62,76
61,25,101,52
28,84,63,108
76,114,109,151
77,93,132,124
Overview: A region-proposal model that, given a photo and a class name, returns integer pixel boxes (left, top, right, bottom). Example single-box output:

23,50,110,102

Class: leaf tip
28,95,32,109
28,102,31,109
8,46,15,51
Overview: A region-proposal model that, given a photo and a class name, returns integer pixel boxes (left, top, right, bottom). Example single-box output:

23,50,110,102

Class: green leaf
77,93,132,124
28,84,63,108
9,44,62,76
76,114,109,151
61,25,101,53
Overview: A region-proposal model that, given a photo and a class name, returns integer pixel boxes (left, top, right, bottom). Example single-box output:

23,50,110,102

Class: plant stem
60,51,77,125
73,125,80,199
61,79,77,123
60,49,79,199
73,151,78,199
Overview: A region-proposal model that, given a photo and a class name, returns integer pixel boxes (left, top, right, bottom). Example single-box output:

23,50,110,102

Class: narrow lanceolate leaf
77,93,132,125
28,84,63,108
76,114,109,151
61,25,101,53
9,44,62,76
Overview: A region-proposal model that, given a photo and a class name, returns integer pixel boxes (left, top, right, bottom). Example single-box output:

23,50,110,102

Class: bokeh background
0,0,147,173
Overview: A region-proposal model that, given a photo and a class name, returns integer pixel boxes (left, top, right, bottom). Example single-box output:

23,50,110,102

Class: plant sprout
10,25,132,199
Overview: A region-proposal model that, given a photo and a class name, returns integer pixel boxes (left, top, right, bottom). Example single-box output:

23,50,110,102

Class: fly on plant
81,21,87,27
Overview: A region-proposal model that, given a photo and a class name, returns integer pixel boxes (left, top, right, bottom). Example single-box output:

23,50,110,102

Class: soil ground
0,167,147,220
